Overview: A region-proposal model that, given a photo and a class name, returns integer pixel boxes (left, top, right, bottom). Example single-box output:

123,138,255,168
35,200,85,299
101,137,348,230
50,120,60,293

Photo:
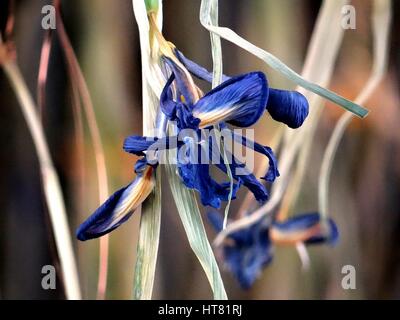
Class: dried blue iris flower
208,212,339,289
76,46,309,241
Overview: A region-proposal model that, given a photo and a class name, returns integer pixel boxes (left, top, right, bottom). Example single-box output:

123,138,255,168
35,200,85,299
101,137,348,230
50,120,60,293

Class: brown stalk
37,30,52,119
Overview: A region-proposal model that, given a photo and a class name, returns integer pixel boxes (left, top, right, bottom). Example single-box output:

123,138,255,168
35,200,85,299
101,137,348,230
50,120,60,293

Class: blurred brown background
0,0,399,299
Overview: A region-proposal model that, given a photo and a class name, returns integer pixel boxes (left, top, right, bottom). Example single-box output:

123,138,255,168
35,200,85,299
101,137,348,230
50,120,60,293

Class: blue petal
179,163,219,208
123,135,157,156
160,74,177,118
175,103,201,129
207,212,273,288
124,135,179,169
134,157,149,174
207,211,224,232
257,145,279,182
224,220,273,289
193,72,269,127
76,183,134,241
77,164,154,241
306,218,339,245
224,242,272,289
208,124,270,202
164,57,197,105
273,212,320,230
160,73,201,129
176,127,271,205
231,131,280,182
177,139,240,208
215,153,269,204
267,89,309,128
272,212,339,245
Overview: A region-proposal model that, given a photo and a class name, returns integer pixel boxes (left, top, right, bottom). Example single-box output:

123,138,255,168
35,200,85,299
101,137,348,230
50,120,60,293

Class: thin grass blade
1,57,81,299
207,0,233,229
200,0,368,118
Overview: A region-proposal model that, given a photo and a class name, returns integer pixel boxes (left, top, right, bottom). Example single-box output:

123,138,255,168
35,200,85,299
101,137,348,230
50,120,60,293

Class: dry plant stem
277,97,324,221
2,59,81,300
296,242,310,270
96,238,109,299
37,30,52,118
70,81,86,213
4,0,15,40
275,0,348,221
319,0,392,218
37,25,86,208
207,0,233,228
55,6,110,299
37,26,87,278
37,25,87,246
214,139,299,246
318,81,379,218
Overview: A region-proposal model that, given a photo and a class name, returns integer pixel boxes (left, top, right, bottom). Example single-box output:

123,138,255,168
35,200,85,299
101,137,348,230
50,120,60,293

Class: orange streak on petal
270,223,323,246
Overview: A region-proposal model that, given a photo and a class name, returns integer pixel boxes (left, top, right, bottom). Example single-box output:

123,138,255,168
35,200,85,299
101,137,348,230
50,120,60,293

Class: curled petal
164,57,198,105
267,89,309,128
193,72,269,128
257,144,279,182
160,74,177,118
231,131,279,182
76,166,155,241
124,135,179,168
123,135,157,156
134,156,150,174
175,103,201,129
160,74,201,129
179,163,232,208
208,212,273,289
178,139,240,208
224,236,273,290
270,212,339,246
215,153,269,204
